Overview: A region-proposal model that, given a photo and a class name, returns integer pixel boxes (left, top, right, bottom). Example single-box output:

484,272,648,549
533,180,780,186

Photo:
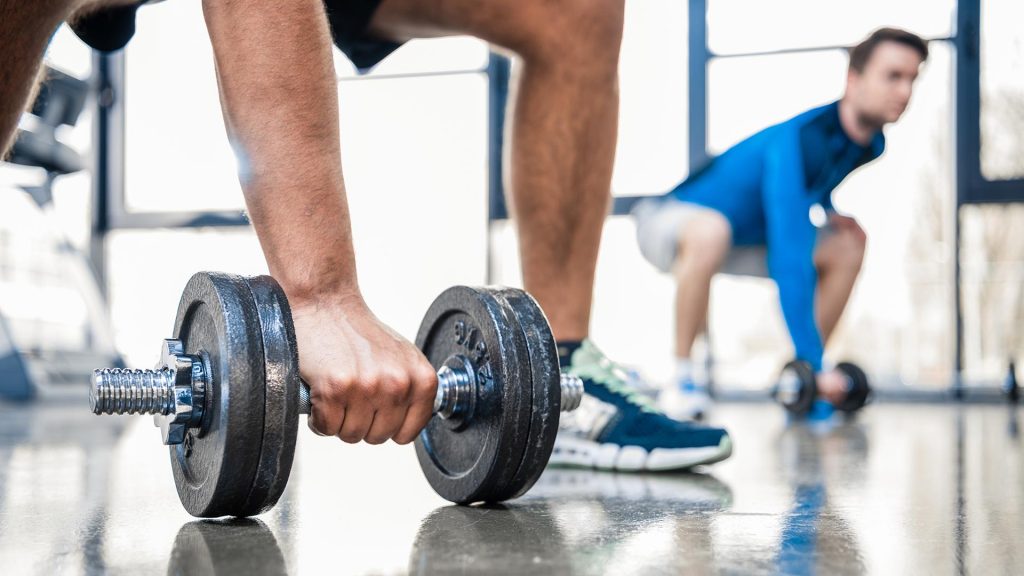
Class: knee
835,223,867,273
678,213,732,272
512,0,624,80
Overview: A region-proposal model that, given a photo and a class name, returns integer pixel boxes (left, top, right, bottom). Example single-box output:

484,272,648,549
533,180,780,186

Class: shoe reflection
168,519,287,576
410,469,732,575
530,467,733,509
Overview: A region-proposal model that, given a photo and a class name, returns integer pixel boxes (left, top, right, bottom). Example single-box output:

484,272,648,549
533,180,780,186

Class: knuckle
392,433,415,446
337,430,363,444
307,415,329,436
414,373,439,398
363,434,388,446
380,375,411,402
316,373,357,403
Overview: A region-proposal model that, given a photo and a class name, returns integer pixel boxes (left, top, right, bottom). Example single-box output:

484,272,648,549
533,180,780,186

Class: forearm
770,251,824,371
777,274,824,371
203,0,358,303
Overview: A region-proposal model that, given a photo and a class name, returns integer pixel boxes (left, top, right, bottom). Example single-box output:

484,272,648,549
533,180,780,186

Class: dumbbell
89,272,584,518
772,359,872,417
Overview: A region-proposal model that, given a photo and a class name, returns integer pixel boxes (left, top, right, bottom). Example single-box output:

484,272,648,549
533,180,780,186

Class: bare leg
672,212,732,359
813,222,866,344
369,0,624,341
0,0,138,157
0,0,70,157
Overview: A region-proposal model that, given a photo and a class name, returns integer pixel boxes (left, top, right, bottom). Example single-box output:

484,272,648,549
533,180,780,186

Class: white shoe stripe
548,435,732,471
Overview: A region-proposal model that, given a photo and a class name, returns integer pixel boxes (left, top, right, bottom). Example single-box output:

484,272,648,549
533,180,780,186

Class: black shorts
70,0,403,70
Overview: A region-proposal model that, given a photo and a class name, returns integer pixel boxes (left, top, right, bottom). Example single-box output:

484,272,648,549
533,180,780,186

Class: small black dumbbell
774,360,872,416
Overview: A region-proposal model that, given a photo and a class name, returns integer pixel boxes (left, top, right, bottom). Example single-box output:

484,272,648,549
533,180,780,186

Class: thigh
369,0,541,48
634,199,727,274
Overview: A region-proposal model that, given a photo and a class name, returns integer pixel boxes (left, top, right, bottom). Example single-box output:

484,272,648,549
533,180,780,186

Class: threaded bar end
90,368,176,416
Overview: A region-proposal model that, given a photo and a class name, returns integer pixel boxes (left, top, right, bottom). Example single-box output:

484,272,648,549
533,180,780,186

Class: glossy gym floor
2,400,1021,575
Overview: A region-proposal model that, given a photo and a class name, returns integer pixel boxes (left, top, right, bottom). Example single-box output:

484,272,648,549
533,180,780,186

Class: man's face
848,41,924,126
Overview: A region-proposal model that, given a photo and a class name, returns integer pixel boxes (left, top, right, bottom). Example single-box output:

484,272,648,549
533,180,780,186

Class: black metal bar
90,51,125,296
689,0,713,393
484,53,511,283
336,67,487,84
707,36,955,60
964,179,1024,204
109,211,250,229
486,53,511,223
953,0,982,396
688,0,710,171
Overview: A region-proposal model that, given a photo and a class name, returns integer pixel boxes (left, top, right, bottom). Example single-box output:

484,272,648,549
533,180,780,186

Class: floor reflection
169,519,287,576
0,403,1022,575
774,422,868,575
411,470,732,575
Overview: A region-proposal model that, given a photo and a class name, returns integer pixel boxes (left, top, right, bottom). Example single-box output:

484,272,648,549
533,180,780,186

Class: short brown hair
849,28,929,72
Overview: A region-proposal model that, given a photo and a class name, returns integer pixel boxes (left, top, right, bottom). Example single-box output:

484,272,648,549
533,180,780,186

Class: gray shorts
632,198,838,278
632,198,771,277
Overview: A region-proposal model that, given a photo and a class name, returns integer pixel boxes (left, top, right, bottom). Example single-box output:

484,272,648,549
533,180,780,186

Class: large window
95,0,1021,391
0,26,117,387
123,1,489,215
707,0,955,55
708,51,846,153
114,1,489,364
612,0,689,196
980,0,1024,181
959,205,1024,384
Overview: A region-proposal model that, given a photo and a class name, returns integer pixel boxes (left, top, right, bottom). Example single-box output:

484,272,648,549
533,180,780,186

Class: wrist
282,281,365,312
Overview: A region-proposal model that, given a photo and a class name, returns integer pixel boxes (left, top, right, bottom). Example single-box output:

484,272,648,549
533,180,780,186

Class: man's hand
817,369,848,405
292,294,438,445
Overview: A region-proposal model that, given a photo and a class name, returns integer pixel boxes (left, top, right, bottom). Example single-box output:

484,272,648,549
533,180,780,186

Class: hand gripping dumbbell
89,272,583,518
772,359,872,417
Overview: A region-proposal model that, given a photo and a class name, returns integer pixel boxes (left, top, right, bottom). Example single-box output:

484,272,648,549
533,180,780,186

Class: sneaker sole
548,435,732,472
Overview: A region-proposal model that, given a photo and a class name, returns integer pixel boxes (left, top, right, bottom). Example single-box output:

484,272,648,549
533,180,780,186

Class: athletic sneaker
550,340,733,471
659,377,712,421
623,367,662,401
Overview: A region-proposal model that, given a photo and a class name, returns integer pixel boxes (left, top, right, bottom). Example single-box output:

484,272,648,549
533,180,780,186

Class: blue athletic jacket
665,101,885,370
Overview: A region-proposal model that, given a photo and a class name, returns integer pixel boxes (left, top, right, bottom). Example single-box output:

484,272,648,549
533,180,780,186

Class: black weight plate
835,361,871,413
490,287,561,501
171,272,266,518
168,519,287,575
239,275,301,515
414,286,532,504
774,359,817,416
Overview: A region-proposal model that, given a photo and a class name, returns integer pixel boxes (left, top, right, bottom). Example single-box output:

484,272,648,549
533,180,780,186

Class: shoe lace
588,355,660,414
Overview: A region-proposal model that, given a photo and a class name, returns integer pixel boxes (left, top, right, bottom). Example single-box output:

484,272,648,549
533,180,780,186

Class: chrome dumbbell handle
297,368,583,415
92,340,584,444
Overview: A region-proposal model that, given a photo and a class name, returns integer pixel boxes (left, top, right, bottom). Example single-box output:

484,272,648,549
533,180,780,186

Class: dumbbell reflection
410,469,733,575
168,519,287,576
